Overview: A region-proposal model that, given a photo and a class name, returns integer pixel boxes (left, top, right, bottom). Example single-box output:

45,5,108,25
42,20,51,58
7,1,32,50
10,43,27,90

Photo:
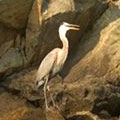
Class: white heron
35,22,80,109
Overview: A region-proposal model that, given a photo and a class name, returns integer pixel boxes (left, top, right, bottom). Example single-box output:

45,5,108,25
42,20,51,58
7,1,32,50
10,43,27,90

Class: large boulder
0,91,46,120
54,1,120,119
0,0,108,77
0,0,34,76
25,0,108,65
0,0,34,29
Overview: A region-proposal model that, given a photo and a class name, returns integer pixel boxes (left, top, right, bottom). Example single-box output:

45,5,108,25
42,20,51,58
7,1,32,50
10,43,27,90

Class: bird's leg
47,85,56,107
50,92,60,110
47,85,59,109
50,93,56,107
44,76,49,109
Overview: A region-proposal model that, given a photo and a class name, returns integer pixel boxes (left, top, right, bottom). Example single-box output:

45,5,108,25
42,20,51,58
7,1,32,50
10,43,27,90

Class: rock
67,111,100,120
64,4,120,80
0,91,46,120
1,67,40,100
0,0,108,91
25,0,108,65
0,39,14,59
52,1,120,118
0,48,23,76
46,107,65,120
25,0,42,64
0,93,28,120
0,0,34,29
0,0,108,77
0,24,17,49
0,1,120,120
98,110,111,119
0,0,34,76
67,111,119,120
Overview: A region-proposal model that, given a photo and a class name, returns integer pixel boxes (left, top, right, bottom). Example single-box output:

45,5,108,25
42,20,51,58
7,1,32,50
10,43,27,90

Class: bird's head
59,22,80,36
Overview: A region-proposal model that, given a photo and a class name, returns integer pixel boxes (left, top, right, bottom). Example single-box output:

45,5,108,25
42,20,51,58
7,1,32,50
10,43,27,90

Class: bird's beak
71,26,80,30
68,24,80,30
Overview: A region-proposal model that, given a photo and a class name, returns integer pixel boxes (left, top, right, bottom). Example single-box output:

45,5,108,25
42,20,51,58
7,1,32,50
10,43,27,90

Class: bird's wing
36,48,60,81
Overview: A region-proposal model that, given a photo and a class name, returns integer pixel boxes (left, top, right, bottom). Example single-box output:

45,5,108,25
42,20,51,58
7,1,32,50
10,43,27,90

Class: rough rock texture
0,0,34,29
0,91,46,120
67,111,100,120
25,0,108,65
0,0,34,76
46,107,65,120
0,24,17,48
0,48,23,77
0,0,107,76
56,1,120,119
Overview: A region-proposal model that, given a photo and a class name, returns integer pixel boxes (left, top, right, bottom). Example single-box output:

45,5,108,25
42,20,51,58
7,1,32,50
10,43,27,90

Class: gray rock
0,0,108,77
0,48,23,76
58,2,120,117
25,0,108,66
0,0,34,29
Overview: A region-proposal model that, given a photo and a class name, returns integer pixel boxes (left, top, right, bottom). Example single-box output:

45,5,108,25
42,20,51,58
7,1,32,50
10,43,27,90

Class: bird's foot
47,86,60,110
45,102,52,111
45,105,50,110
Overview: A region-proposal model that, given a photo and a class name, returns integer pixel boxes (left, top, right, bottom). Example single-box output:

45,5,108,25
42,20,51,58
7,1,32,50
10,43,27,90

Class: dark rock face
0,0,34,29
59,1,120,119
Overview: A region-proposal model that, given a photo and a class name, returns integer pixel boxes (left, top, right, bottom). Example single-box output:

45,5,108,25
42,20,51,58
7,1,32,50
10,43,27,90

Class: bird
35,22,80,109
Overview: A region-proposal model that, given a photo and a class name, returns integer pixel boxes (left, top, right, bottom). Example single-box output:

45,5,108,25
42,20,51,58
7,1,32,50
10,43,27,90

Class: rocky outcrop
0,0,34,76
0,0,34,29
56,1,120,119
25,0,108,65
1,0,120,120
0,0,107,77
0,91,46,120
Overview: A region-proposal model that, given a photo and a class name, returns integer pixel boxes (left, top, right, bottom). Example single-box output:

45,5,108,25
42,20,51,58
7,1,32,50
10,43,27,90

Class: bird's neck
57,30,69,65
59,33,69,51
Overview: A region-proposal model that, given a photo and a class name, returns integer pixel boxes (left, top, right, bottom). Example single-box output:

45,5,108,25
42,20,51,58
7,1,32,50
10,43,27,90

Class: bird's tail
36,80,44,89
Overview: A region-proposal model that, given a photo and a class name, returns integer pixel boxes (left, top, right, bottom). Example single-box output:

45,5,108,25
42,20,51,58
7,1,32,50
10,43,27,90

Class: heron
35,22,80,109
